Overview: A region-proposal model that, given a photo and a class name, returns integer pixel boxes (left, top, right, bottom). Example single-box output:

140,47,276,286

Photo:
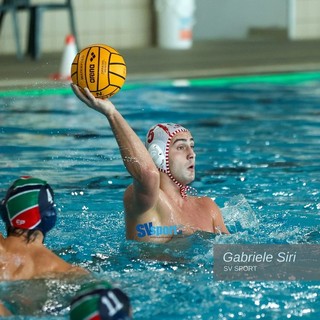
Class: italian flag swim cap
0,176,56,234
70,281,132,320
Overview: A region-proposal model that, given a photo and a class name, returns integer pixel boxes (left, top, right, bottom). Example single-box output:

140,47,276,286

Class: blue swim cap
0,176,57,236
70,281,132,320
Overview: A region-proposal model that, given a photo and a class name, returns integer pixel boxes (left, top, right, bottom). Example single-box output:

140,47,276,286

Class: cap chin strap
166,170,198,198
180,186,188,198
167,171,188,198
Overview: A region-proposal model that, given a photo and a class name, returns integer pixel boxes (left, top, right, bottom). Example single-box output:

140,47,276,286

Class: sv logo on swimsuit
136,222,182,238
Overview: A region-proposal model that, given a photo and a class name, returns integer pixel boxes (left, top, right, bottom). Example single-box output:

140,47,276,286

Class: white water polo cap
146,123,194,197
146,123,189,172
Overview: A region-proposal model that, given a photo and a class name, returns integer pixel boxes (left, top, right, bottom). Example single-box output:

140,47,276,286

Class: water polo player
0,176,88,281
71,85,229,242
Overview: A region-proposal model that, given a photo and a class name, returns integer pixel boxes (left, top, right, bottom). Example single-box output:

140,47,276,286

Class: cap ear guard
147,142,166,170
0,199,10,227
37,184,57,235
99,288,131,320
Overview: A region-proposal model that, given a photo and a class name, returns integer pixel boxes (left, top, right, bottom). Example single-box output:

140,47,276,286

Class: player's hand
71,84,115,116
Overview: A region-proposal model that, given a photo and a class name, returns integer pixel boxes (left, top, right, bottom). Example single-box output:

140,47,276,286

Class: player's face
168,132,196,185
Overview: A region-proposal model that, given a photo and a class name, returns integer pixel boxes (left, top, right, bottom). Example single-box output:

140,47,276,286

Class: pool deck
1,39,320,91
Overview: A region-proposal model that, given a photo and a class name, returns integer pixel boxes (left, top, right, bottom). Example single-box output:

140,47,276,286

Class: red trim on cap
165,128,190,198
11,206,41,229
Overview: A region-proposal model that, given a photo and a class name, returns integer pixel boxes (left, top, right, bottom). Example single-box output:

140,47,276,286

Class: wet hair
5,227,42,243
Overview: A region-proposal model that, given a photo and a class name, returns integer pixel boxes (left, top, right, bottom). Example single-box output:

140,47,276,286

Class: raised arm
71,85,159,211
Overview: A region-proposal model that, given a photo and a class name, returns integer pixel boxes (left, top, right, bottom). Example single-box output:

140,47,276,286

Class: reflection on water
0,274,92,316
0,81,320,319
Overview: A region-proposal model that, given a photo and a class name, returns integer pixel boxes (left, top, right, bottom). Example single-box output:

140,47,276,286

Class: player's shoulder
192,194,214,202
193,195,218,208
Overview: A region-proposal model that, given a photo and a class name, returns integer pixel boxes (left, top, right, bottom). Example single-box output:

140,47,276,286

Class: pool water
0,73,319,319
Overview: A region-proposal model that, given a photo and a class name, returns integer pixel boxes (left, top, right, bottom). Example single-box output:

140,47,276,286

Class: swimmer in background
72,85,229,242
0,176,134,317
0,176,88,283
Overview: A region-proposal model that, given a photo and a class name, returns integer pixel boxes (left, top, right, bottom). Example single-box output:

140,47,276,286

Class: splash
221,194,259,233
